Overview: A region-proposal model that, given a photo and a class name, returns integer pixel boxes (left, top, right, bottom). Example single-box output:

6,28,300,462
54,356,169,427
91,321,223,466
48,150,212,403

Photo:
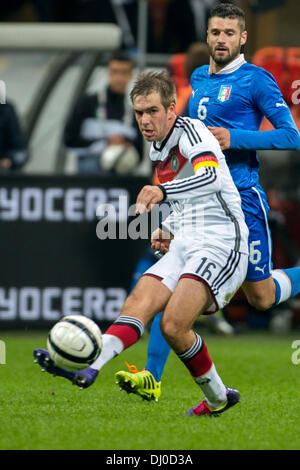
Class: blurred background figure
63,50,143,175
0,100,29,173
167,42,210,116
160,0,219,53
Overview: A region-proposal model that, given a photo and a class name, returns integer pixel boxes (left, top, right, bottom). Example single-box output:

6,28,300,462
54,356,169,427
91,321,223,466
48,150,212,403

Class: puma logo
255,264,266,274
276,102,288,108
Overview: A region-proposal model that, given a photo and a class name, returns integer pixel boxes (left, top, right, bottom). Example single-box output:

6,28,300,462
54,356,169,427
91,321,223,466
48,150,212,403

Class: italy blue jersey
189,54,300,282
189,54,300,191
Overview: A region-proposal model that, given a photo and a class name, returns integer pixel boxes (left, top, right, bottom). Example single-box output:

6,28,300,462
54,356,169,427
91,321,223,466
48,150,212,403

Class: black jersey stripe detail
216,191,241,252
164,168,217,195
177,119,203,146
210,250,236,295
163,167,212,190
153,116,180,152
214,252,241,292
211,250,240,296
175,122,197,146
163,164,217,190
184,121,199,145
164,174,217,195
184,120,200,145
183,120,201,146
188,119,203,143
182,124,195,146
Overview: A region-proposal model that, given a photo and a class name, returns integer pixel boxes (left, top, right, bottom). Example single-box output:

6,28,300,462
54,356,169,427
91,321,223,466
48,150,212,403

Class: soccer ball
47,315,102,370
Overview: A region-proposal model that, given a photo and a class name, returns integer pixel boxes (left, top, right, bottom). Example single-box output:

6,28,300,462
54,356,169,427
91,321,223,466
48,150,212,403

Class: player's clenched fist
151,228,174,253
135,185,164,214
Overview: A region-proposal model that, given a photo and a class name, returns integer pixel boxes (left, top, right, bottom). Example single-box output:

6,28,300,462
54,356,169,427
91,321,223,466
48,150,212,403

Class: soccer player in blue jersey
110,3,300,401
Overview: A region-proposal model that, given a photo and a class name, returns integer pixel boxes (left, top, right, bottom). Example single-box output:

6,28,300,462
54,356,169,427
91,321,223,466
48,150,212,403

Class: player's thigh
162,277,213,333
121,246,183,324
142,242,184,292
121,275,172,324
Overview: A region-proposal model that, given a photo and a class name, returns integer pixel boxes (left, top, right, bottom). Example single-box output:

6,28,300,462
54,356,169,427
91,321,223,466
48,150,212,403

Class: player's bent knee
160,316,181,342
246,293,274,311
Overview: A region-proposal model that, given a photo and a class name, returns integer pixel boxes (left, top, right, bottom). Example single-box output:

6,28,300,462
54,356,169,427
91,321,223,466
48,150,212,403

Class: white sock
272,269,292,304
194,364,227,409
90,334,124,371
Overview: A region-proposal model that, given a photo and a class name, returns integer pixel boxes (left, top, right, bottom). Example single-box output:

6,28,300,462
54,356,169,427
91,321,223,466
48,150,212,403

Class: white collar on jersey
209,53,246,75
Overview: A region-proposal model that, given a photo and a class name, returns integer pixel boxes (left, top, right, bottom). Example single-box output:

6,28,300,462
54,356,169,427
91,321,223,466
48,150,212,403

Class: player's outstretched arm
229,70,300,151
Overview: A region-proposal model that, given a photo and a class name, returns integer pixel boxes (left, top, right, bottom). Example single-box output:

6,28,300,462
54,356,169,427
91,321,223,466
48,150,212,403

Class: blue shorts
240,185,273,282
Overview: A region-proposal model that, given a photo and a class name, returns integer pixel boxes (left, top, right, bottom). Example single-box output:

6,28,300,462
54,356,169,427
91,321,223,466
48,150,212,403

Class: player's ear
240,30,247,46
168,102,176,117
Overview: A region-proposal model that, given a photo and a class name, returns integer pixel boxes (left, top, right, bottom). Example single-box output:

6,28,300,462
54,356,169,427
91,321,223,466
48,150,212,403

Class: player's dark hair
130,71,177,110
208,3,246,31
108,49,134,67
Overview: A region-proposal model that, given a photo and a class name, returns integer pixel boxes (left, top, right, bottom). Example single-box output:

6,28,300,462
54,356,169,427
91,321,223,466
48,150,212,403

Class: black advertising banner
0,175,150,328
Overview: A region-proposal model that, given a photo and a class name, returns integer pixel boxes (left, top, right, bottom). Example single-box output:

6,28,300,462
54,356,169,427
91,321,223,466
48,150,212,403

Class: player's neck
156,115,178,145
209,54,241,74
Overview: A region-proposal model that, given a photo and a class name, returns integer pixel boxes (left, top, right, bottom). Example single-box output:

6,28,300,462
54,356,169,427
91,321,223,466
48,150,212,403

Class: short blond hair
130,71,176,110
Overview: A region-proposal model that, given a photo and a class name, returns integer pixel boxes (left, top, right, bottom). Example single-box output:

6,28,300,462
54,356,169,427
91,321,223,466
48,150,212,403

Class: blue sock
272,267,300,304
273,277,281,305
145,312,171,382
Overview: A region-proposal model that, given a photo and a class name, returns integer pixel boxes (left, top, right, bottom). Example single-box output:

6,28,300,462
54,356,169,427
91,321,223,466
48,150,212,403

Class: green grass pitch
0,330,299,450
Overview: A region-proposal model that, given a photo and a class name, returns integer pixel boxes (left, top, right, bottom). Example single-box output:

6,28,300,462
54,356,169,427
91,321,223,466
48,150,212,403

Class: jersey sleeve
230,69,300,150
158,121,222,201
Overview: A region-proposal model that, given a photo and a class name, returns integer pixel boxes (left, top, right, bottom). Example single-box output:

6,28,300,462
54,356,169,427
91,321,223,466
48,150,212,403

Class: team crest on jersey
218,85,232,102
171,153,179,172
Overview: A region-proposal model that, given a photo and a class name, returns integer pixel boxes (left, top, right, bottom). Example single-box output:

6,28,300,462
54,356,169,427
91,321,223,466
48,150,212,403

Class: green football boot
115,363,161,402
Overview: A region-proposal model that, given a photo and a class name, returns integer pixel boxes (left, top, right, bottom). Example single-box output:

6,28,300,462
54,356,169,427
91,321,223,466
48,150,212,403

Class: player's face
207,17,247,68
133,92,176,142
108,60,133,94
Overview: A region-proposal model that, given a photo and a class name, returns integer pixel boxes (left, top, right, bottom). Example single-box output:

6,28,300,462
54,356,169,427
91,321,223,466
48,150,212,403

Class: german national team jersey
189,54,300,190
150,116,248,255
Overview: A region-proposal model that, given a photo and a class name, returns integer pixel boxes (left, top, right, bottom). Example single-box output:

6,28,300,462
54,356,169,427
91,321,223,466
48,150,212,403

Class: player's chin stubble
209,43,241,66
